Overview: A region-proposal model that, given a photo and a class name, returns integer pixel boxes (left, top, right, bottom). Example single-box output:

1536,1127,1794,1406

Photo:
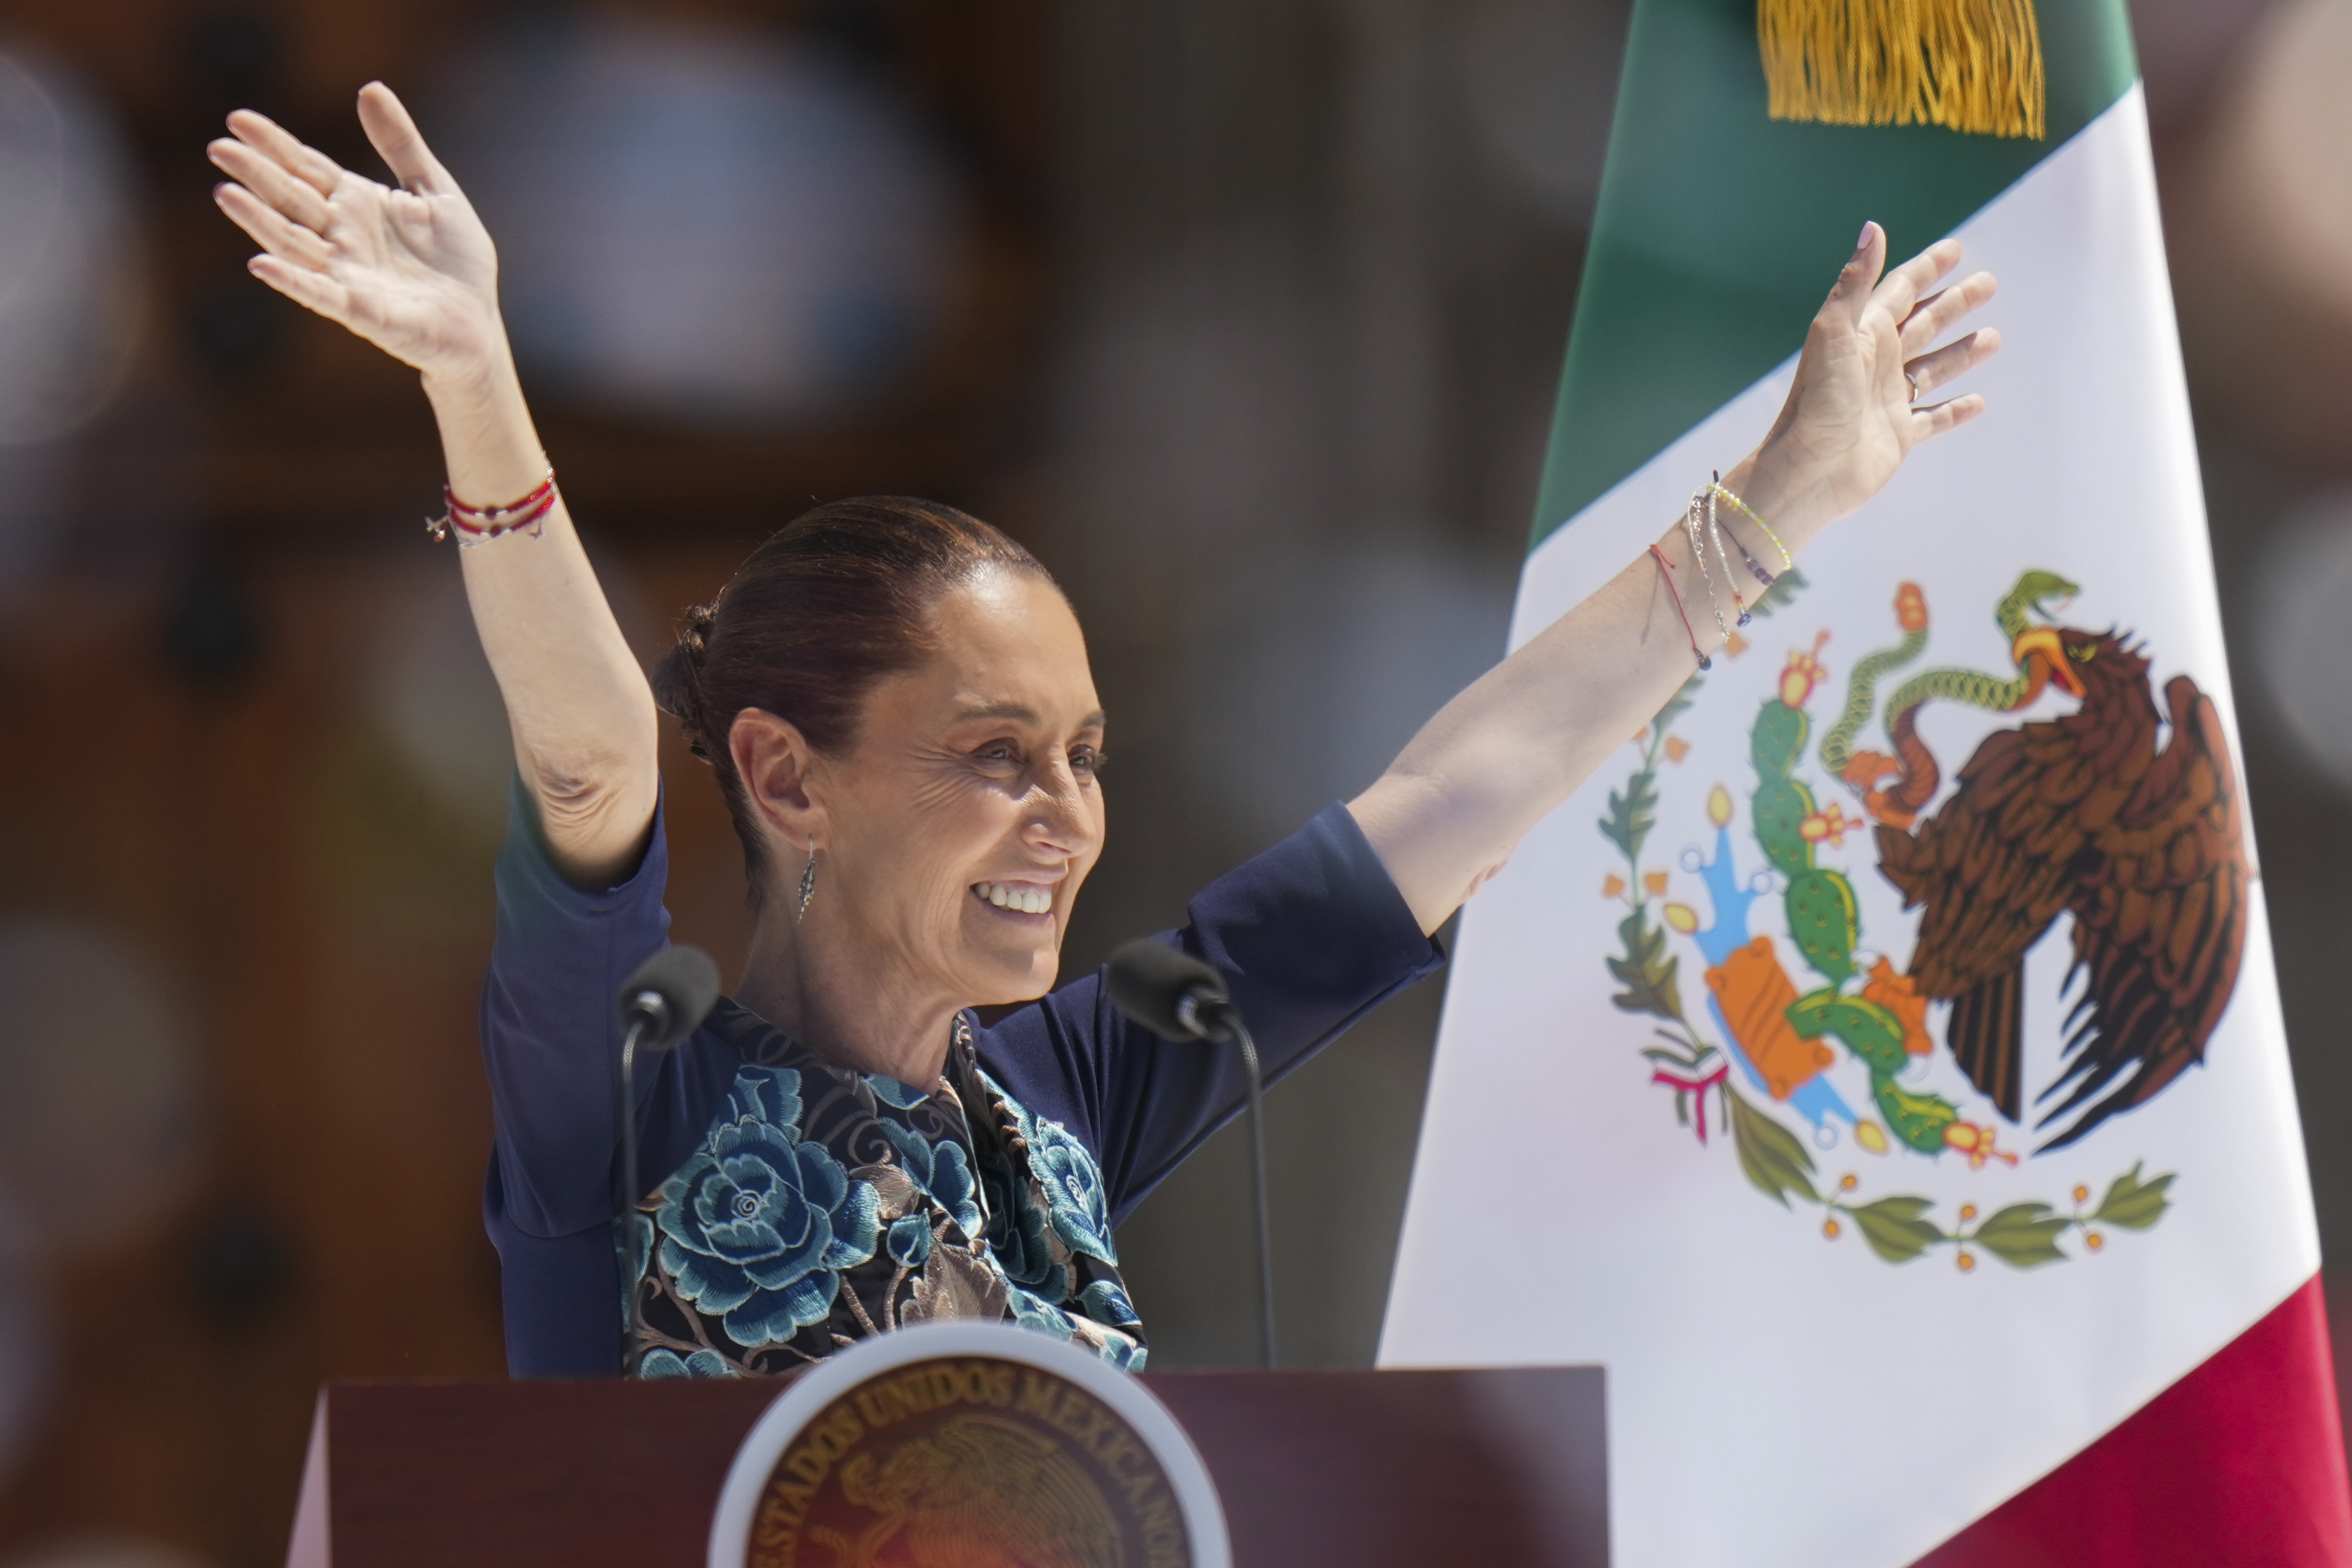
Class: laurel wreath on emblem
1596,568,2248,1272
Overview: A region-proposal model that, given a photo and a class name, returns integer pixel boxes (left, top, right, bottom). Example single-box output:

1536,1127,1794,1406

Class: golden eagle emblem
817,1413,1124,1568
742,1353,1191,1568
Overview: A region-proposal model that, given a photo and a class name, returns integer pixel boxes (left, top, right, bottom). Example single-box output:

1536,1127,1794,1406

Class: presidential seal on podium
708,1322,1231,1568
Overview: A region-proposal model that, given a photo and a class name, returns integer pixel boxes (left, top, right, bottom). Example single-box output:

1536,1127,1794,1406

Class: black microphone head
1106,938,1229,1041
617,944,722,1053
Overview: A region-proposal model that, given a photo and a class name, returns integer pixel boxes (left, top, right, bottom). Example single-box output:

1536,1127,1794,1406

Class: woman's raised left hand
1741,223,2000,544
1352,221,2000,934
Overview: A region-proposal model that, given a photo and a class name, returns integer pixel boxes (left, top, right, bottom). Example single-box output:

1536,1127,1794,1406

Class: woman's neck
730,907,961,1090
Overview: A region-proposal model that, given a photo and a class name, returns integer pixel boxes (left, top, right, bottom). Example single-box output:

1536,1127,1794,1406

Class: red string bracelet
427,472,559,547
1650,543,1711,671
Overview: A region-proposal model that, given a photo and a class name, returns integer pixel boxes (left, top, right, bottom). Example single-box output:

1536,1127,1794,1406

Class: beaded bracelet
433,475,556,545
1650,543,1711,672
1679,491,1733,645
1718,515,1780,590
1701,486,1752,626
427,470,559,548
1709,475,1793,574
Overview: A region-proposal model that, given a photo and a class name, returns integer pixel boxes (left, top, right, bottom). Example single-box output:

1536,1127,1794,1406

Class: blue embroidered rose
862,1072,932,1111
887,1214,932,1269
882,1120,983,1240
1024,1113,1117,1265
657,1117,880,1349
1008,1282,1143,1370
726,1066,804,1129
639,1347,737,1379
619,1211,657,1334
1006,1282,1076,1342
1077,1279,1142,1333
983,1156,1061,1291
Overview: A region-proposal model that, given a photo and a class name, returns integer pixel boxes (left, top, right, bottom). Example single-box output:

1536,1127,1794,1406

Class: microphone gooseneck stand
1232,1020,1270,1373
609,942,721,1380
1107,938,1281,1371
1178,991,1275,1370
617,1014,652,1378
1230,1018,1278,1371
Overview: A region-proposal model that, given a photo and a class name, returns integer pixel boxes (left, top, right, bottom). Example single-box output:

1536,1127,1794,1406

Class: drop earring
797,839,817,921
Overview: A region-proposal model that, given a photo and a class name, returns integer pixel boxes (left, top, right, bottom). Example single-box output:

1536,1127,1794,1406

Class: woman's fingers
1899,271,1997,357
1903,327,2000,403
207,136,333,232
356,81,449,195
1867,238,1963,333
247,252,351,325
1908,392,1986,440
1822,221,1889,327
225,108,344,196
214,181,333,272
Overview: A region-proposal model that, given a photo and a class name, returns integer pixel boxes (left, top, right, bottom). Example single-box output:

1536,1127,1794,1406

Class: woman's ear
729,708,828,850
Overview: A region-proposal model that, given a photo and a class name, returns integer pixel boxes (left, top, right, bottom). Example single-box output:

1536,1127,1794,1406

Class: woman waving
207,83,1997,1377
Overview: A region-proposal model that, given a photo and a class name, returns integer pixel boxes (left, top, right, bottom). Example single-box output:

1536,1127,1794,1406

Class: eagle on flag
1874,626,2251,1150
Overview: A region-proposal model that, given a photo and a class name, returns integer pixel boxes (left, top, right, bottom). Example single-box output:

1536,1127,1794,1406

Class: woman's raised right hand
212,82,661,886
208,82,503,385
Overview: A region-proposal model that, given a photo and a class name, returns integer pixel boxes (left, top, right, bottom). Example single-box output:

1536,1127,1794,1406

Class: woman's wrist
420,336,551,507
1724,441,1836,557
417,322,520,411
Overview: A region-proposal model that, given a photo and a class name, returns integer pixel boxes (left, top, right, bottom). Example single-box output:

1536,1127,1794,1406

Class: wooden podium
286,1367,1607,1567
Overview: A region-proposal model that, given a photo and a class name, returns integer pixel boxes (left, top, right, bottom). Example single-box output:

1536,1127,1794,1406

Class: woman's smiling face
806,568,1107,1007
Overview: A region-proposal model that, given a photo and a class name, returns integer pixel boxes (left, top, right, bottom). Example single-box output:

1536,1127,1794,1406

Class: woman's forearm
1349,453,1804,934
430,349,659,885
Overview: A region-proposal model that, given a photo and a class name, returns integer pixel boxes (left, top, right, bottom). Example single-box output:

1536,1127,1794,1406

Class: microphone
617,943,721,1053
614,944,721,1376
1106,938,1235,1042
1106,939,1277,1369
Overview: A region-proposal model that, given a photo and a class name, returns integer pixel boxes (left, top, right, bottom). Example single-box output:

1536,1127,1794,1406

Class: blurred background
0,0,2343,1561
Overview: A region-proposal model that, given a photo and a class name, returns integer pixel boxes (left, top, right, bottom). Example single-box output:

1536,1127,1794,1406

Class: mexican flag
1379,1,2352,1563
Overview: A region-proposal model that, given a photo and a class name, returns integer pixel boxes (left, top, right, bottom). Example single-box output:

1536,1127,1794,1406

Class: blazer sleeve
475,779,760,1377
477,778,675,1242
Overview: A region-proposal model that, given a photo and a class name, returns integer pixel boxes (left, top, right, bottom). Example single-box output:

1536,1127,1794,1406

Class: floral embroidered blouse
624,1010,1147,1375
481,787,1443,1378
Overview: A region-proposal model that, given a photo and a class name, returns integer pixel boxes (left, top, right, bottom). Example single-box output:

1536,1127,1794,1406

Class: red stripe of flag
1915,1274,2352,1566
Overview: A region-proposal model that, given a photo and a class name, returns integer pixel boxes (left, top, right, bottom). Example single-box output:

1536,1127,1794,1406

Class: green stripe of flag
1531,0,2138,550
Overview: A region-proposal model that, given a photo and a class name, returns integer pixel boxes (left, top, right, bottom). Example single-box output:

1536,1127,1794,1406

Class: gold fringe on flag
1758,0,2047,140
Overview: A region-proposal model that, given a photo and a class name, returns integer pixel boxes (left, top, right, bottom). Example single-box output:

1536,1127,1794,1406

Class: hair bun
653,600,721,760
